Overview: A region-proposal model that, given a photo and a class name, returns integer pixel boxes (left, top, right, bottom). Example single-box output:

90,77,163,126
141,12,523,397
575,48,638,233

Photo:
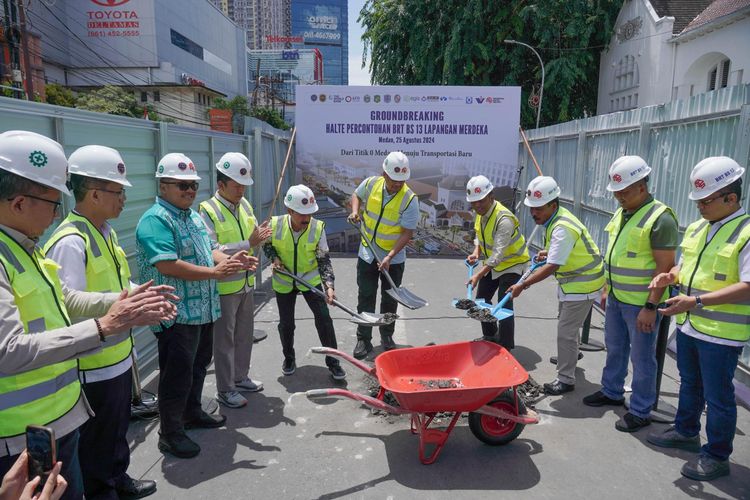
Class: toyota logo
91,0,131,6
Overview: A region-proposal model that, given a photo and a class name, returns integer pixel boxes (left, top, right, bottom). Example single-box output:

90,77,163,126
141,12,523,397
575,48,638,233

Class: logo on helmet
116,162,126,174
534,190,542,198
694,179,706,189
239,168,247,176
286,194,293,201
222,161,230,169
474,187,481,193
188,162,195,171
158,165,164,173
612,174,622,183
28,151,48,168
301,198,309,205
177,162,187,171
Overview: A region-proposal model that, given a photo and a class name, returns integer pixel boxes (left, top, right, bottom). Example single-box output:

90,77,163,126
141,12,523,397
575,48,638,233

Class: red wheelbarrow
306,341,539,464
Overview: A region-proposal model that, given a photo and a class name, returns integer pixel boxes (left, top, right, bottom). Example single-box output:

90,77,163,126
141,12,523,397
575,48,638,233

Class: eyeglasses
7,194,62,215
162,181,199,192
695,191,730,207
95,187,126,198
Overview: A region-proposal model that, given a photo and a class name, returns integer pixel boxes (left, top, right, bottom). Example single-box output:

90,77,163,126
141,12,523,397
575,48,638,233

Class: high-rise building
210,0,291,50
290,0,348,85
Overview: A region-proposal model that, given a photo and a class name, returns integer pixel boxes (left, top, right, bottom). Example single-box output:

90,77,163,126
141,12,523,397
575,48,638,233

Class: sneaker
543,379,575,395
681,454,730,481
329,364,346,380
235,377,264,393
582,390,625,407
158,431,200,459
353,339,373,359
647,426,701,452
216,391,248,408
615,412,651,433
282,359,296,376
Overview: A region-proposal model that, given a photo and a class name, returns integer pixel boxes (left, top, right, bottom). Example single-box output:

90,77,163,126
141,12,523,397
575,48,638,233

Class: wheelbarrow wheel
468,391,526,446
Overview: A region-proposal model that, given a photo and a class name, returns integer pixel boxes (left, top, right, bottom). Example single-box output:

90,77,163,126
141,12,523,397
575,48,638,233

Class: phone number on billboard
303,31,340,40
88,30,140,37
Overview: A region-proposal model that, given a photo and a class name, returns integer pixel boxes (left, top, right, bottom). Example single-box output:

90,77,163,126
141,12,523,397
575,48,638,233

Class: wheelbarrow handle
305,388,411,415
349,220,399,289
310,347,377,376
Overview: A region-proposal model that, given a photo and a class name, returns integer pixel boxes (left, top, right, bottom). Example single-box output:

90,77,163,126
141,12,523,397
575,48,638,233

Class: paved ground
126,256,750,499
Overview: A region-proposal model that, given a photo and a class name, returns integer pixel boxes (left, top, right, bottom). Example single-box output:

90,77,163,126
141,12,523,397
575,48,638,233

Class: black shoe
353,339,373,359
381,336,396,351
647,426,701,451
116,477,157,499
252,330,268,343
582,390,625,407
282,358,296,376
681,454,730,481
158,431,200,458
184,411,226,429
543,379,575,395
329,364,346,380
615,412,651,433
549,352,584,364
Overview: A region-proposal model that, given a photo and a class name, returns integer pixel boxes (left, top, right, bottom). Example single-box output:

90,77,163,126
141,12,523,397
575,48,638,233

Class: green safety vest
270,214,324,293
0,229,81,438
474,200,530,272
44,213,133,371
199,196,257,295
605,199,676,306
676,215,750,342
544,207,605,294
361,176,415,251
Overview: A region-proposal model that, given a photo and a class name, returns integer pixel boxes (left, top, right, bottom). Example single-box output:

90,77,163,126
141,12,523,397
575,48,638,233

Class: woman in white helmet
647,156,750,481
263,184,346,380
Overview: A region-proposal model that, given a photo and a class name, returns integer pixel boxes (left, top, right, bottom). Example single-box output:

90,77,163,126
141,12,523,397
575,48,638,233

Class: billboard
295,4,342,46
295,85,521,255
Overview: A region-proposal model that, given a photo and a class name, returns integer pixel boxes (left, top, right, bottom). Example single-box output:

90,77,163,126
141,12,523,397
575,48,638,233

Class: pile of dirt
454,298,476,310
381,312,399,323
467,306,497,323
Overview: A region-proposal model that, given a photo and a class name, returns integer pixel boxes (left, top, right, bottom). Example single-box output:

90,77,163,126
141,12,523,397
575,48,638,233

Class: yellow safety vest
544,207,605,294
361,176,415,251
0,229,81,438
44,213,133,371
605,199,676,306
676,215,750,342
270,214,324,293
474,200,530,272
199,196,257,294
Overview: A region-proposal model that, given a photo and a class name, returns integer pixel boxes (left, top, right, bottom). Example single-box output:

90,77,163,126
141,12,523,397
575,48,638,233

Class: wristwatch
644,301,658,311
694,296,704,309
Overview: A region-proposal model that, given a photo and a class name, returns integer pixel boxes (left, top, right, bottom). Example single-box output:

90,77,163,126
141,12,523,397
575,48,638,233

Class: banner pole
520,127,543,176
266,126,297,221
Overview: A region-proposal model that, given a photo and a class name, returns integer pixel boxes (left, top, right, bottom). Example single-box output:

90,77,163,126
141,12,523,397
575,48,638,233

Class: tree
359,0,621,128
45,83,76,107
250,106,290,131
76,85,138,117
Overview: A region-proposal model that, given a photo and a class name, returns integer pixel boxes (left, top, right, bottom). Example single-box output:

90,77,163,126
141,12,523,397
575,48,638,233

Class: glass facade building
290,0,347,85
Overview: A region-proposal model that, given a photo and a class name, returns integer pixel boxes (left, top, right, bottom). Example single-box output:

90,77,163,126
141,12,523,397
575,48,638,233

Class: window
613,55,639,93
140,91,147,102
153,91,160,102
170,29,203,59
708,59,730,91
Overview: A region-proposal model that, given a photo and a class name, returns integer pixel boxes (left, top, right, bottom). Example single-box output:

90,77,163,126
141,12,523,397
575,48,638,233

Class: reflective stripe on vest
544,207,605,294
270,215,323,293
361,176,415,251
676,215,750,342
474,201,530,272
0,230,81,438
199,196,257,294
44,214,133,371
604,200,675,306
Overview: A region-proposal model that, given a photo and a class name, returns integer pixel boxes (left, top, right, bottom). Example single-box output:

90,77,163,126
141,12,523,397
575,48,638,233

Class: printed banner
295,85,521,255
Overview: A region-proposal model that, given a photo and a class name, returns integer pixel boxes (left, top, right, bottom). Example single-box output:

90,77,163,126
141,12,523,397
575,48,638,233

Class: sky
347,0,370,85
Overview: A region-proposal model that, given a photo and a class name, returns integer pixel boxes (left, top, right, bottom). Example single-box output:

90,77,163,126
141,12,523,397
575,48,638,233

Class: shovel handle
349,220,399,288
491,260,547,314
274,268,364,316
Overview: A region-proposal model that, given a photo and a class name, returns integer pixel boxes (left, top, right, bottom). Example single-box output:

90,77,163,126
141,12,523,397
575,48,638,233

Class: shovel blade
348,311,395,326
386,287,428,310
472,299,493,310
492,308,514,321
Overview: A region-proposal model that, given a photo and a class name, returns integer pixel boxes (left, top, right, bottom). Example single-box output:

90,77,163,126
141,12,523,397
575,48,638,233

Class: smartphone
26,425,56,494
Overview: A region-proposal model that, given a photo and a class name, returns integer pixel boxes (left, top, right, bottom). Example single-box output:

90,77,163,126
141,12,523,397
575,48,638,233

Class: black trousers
355,257,404,341
79,368,132,500
275,286,339,367
154,323,214,435
475,271,521,349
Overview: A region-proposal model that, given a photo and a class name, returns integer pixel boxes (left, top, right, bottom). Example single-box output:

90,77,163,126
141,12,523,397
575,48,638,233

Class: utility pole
18,0,33,100
2,0,23,98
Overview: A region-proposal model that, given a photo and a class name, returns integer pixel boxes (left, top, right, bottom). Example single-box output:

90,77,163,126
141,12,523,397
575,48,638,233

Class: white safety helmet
524,176,561,207
216,152,253,186
689,156,745,201
382,151,410,181
284,184,318,214
606,155,651,192
466,175,494,202
0,130,70,195
68,145,132,187
155,152,201,180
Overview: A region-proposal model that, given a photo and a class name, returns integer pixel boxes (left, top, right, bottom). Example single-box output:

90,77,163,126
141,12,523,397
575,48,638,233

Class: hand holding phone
25,425,56,496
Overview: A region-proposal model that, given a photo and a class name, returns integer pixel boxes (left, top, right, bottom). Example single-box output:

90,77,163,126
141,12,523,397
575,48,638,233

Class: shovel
452,259,479,309
273,268,397,326
468,260,547,323
350,220,428,310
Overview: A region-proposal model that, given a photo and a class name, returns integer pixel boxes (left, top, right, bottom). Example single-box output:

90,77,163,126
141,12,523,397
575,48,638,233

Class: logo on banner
319,94,326,102
394,95,401,103
364,95,371,103
384,95,391,103
440,96,447,101
475,97,485,103
345,96,352,102
310,94,318,102
374,95,381,103
465,97,473,104
91,0,130,5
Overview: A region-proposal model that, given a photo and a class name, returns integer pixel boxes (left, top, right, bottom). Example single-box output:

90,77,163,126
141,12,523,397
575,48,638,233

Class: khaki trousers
556,298,595,385
213,290,255,392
